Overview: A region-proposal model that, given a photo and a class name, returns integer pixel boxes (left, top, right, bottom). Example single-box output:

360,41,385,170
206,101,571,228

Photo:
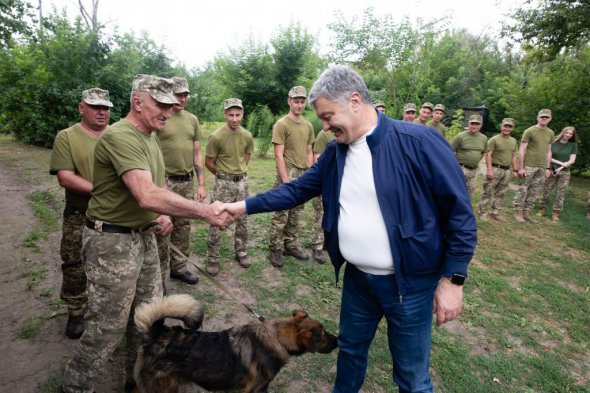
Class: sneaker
312,249,327,264
65,315,85,339
283,247,310,261
236,255,251,268
269,249,284,268
170,270,199,285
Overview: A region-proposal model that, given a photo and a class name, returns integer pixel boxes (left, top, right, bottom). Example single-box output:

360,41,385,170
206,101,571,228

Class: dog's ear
292,309,309,323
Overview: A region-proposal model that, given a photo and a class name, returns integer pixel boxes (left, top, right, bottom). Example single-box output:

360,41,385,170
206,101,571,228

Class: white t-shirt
338,129,394,275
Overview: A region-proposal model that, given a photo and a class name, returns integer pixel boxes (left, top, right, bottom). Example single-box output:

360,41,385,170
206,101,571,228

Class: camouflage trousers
207,177,249,264
478,167,511,216
461,166,479,200
269,166,307,250
62,226,162,393
540,171,571,211
513,166,547,213
311,196,324,251
156,177,194,280
59,208,87,316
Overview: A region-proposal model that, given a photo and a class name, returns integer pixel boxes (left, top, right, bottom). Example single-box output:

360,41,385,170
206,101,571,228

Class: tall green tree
0,0,35,47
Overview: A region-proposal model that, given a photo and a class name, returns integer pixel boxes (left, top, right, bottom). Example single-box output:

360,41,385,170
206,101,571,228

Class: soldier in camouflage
61,75,233,393
451,114,488,200
205,98,254,276
268,86,315,268
427,104,447,137
414,102,434,125
49,88,113,339
477,118,518,221
402,103,417,122
156,77,204,287
374,100,386,114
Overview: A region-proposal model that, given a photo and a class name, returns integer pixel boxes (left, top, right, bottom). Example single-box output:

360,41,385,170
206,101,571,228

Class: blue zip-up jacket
246,114,477,296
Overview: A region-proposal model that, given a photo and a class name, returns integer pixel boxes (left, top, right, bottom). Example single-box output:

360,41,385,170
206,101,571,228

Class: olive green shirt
206,125,254,174
157,110,201,175
550,141,578,173
271,115,315,169
49,124,101,211
487,134,517,167
451,131,488,168
521,126,554,168
313,130,335,155
87,119,164,228
426,121,447,137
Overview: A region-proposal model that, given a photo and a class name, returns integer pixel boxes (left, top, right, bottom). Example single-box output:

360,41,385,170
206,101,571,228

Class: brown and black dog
133,294,338,393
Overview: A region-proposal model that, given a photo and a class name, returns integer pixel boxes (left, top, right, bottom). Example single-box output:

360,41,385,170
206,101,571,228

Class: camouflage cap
538,108,552,117
501,118,515,126
289,85,307,98
132,74,178,105
374,100,385,108
469,114,483,124
433,103,446,113
403,103,417,112
171,77,191,94
224,97,243,110
81,88,113,107
421,102,434,111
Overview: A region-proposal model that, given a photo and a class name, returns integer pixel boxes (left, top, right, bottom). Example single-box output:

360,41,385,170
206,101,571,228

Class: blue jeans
333,264,436,393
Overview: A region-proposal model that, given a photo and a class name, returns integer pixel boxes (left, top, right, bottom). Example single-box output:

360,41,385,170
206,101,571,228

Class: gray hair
308,65,372,108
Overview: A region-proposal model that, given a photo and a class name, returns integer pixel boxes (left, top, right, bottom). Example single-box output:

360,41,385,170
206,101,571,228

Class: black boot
65,315,85,339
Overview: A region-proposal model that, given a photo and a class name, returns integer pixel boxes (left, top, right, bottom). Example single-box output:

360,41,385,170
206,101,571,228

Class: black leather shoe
170,271,199,285
65,315,85,339
283,247,310,260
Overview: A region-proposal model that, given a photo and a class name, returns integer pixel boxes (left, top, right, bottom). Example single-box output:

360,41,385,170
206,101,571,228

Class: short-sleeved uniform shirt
487,134,517,167
426,121,447,137
271,115,315,170
49,124,101,211
157,110,201,175
206,125,254,174
451,131,488,168
86,119,164,228
313,130,335,155
550,141,578,173
521,126,554,168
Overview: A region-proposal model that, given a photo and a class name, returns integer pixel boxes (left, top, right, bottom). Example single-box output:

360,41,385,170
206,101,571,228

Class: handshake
206,200,247,230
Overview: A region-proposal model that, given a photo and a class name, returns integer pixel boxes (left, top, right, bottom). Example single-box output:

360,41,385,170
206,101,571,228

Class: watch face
451,274,466,285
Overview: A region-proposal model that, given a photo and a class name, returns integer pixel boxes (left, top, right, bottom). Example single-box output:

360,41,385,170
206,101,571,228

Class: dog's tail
134,294,204,335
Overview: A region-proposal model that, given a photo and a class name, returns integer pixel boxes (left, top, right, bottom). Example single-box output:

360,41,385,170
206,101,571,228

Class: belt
460,163,478,170
84,219,156,234
491,163,510,170
216,172,247,182
167,173,193,181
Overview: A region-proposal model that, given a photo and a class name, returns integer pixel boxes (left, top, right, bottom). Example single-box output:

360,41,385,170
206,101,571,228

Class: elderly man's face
314,95,360,144
79,102,110,131
136,93,173,132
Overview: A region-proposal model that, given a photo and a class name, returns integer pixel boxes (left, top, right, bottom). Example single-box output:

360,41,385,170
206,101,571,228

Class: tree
504,0,590,61
0,0,36,47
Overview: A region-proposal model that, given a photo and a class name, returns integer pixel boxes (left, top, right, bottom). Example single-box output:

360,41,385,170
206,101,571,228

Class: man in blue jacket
221,65,477,393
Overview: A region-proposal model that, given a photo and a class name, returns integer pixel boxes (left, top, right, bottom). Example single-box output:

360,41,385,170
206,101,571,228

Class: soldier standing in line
374,100,386,114
205,98,254,275
477,118,518,222
427,104,447,137
513,109,555,223
310,128,335,264
402,103,417,122
50,88,113,339
268,86,315,268
156,77,204,286
451,114,488,200
414,102,434,125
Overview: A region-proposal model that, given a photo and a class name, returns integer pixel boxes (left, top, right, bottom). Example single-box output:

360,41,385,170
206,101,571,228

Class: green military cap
404,103,417,112
421,102,434,111
501,118,515,126
132,74,178,105
171,77,191,94
81,88,113,107
468,114,483,124
433,103,445,113
289,85,307,98
538,108,552,117
224,97,243,110
374,100,385,109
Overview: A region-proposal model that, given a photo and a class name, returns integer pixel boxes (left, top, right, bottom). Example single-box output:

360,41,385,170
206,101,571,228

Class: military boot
536,208,545,217
523,211,539,224
206,260,219,276
269,249,284,268
283,247,310,260
65,314,85,339
312,249,327,264
513,211,526,223
236,255,251,268
552,210,560,221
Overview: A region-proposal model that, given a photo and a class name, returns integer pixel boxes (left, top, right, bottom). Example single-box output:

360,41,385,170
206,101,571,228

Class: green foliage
245,105,276,157
445,108,465,142
0,0,36,48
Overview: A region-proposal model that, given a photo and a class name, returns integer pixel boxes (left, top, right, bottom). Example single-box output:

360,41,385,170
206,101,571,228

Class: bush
246,105,276,157
445,108,465,142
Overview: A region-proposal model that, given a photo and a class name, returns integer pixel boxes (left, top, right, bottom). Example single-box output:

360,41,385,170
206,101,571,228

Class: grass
1,131,589,392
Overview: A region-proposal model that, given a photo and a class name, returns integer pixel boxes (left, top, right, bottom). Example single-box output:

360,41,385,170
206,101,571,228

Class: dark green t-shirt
451,131,488,168
487,134,517,167
206,125,254,174
86,119,164,227
426,121,447,137
521,126,554,168
157,110,201,175
313,130,335,155
550,141,578,173
272,115,315,169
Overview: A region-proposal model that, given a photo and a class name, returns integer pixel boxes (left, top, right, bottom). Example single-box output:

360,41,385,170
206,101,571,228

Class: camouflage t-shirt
49,123,102,211
521,126,554,168
206,125,254,174
550,141,578,173
451,131,488,168
86,119,164,227
157,110,201,175
271,115,315,169
487,134,517,167
313,130,335,155
426,121,447,137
